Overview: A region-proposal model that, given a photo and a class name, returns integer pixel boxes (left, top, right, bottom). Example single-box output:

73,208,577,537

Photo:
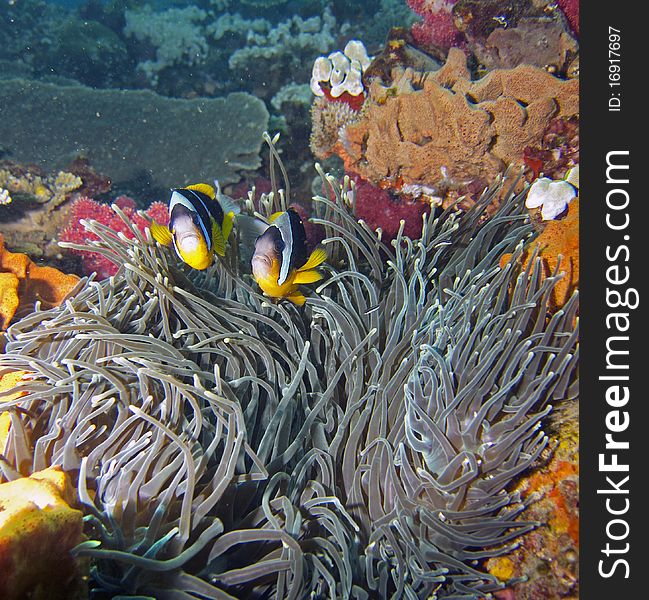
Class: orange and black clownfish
251,208,327,306
150,182,239,270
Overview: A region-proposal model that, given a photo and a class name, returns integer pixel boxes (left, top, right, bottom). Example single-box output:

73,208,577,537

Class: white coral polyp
525,177,577,220
343,40,371,71
310,40,372,99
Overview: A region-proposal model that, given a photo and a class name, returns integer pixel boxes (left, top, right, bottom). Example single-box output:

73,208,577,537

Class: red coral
350,174,430,241
556,0,579,35
321,86,366,112
407,0,464,51
60,197,169,280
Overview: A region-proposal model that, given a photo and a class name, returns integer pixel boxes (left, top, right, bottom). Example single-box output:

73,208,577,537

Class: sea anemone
0,157,578,598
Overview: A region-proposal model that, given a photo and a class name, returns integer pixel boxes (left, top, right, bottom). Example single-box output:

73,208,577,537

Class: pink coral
407,0,464,51
350,174,430,241
60,197,169,279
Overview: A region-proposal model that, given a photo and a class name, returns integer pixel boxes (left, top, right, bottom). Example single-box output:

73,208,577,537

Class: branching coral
124,5,209,87
0,163,578,597
0,166,82,210
225,8,341,102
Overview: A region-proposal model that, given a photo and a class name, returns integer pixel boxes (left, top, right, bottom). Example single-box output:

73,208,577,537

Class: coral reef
226,9,341,101
124,5,209,87
407,0,463,51
0,161,104,262
0,165,82,211
0,234,79,330
46,17,130,88
0,79,269,191
335,47,578,197
311,40,372,104
472,16,577,74
59,196,169,280
501,197,579,311
348,173,431,241
0,166,578,597
309,97,362,160
452,0,578,76
523,115,580,182
486,412,579,599
556,0,579,35
0,466,87,600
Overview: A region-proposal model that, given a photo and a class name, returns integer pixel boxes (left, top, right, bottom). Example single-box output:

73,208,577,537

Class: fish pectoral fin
222,211,235,242
293,269,323,284
186,183,215,199
211,220,226,256
150,221,173,246
299,247,327,271
286,292,306,306
269,211,284,223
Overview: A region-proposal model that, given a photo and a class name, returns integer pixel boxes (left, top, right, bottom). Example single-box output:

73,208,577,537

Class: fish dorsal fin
298,247,327,271
269,211,284,224
236,214,269,239
213,179,241,216
150,221,173,246
211,220,226,256
186,183,216,199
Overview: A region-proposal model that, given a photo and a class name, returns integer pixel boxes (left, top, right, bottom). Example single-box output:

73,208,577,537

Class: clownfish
251,208,327,306
150,182,239,270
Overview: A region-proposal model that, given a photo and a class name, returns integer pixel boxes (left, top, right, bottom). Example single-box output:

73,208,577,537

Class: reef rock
337,48,578,192
0,466,87,600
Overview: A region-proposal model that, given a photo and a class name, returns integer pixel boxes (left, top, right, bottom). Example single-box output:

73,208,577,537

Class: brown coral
0,164,82,209
0,162,87,261
309,97,361,160
338,48,578,194
0,234,79,330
